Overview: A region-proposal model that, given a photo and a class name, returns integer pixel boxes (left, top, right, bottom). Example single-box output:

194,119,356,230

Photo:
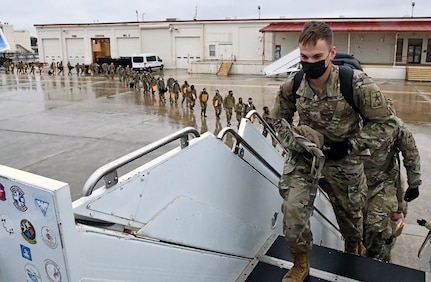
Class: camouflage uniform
273,65,391,253
199,88,209,117
235,98,246,124
213,91,223,118
223,91,235,126
363,112,421,261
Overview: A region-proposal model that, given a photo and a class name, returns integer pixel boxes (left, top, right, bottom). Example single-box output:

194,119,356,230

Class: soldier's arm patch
371,91,384,108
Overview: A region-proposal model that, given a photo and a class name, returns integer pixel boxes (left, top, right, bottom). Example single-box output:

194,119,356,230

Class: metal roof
259,21,431,33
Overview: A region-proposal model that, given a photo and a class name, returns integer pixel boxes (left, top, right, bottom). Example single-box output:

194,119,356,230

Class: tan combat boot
344,240,359,254
358,241,367,256
282,252,310,282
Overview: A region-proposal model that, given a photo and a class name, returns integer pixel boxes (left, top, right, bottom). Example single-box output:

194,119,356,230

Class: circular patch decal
25,263,42,282
20,219,36,244
11,185,27,212
0,182,6,201
44,259,62,282
41,226,58,249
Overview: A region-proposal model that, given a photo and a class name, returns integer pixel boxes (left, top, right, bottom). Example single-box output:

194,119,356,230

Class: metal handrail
216,127,281,178
82,127,200,197
240,111,340,234
245,110,290,157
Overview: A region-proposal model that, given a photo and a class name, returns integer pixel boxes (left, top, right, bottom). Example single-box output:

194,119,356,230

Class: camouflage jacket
223,94,235,109
213,93,223,107
364,113,421,192
272,64,391,153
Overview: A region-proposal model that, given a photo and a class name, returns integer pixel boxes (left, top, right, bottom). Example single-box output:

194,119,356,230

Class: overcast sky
2,0,430,36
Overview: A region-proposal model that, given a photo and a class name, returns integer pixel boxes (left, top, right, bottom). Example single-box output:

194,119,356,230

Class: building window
209,45,215,57
396,38,403,62
427,39,431,62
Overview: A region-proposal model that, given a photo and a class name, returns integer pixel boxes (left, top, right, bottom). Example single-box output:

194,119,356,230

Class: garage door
42,38,61,63
117,37,140,57
66,38,85,65
175,37,200,69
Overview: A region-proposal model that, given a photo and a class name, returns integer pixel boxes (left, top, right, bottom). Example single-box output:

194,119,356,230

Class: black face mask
301,58,328,79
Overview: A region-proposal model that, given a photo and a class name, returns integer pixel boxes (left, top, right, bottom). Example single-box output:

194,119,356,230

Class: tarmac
1,68,431,271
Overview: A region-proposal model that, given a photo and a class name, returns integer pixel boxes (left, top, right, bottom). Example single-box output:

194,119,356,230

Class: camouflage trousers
279,154,315,253
320,155,367,243
364,181,398,261
279,152,367,253
225,108,233,123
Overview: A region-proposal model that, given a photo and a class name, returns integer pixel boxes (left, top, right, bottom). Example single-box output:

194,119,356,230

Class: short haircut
298,21,333,47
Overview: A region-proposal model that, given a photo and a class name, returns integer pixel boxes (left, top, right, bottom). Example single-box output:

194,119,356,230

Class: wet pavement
1,69,431,270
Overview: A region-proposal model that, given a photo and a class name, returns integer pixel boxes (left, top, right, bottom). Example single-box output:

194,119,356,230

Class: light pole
411,2,415,18
136,10,139,22
258,6,261,19
142,13,145,21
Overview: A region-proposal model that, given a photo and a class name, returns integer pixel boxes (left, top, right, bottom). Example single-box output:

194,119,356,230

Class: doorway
407,38,422,64
91,38,111,63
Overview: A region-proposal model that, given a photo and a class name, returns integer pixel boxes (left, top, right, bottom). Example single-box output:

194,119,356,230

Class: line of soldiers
2,60,44,75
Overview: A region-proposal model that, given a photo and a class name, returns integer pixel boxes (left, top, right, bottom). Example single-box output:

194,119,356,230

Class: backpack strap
292,66,359,114
292,70,304,98
338,65,359,113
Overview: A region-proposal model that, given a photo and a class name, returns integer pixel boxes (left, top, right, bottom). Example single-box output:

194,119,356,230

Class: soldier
363,104,421,262
150,76,158,95
67,61,74,76
3,60,10,74
166,75,175,93
29,62,35,75
181,80,190,106
199,88,209,117
213,89,223,119
270,21,392,282
80,63,87,76
171,79,181,105
10,61,15,74
109,62,115,79
189,85,197,111
75,62,81,76
57,61,64,76
244,97,257,122
157,76,166,103
223,90,235,126
234,97,246,126
262,106,277,147
38,63,43,75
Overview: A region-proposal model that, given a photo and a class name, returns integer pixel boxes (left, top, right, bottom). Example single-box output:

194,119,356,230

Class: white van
131,53,164,72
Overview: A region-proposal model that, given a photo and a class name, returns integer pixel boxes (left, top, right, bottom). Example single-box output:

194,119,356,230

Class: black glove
417,219,427,226
324,139,352,161
404,187,419,202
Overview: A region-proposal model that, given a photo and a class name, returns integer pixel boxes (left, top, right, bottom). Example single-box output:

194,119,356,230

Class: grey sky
2,0,430,36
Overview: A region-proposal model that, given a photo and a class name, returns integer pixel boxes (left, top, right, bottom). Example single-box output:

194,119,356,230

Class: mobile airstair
263,48,300,76
0,111,429,281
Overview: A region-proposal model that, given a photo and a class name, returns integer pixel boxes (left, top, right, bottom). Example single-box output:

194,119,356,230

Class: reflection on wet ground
1,69,431,269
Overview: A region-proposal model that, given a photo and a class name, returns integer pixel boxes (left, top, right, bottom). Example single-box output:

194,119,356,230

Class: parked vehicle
131,53,164,72
96,56,132,69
